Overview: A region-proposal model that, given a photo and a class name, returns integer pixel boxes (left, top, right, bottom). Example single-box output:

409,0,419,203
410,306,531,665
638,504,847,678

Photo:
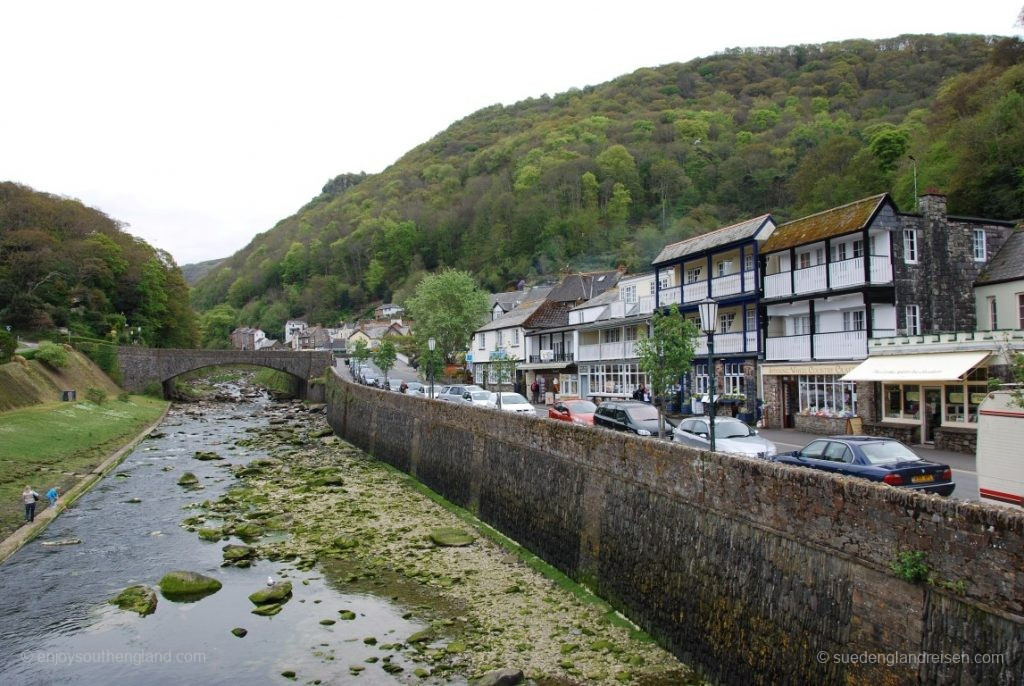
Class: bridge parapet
117,347,333,398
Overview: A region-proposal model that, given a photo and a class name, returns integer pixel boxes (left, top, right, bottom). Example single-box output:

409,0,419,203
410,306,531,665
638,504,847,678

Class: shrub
0,329,15,364
890,551,931,583
117,392,131,402
86,387,108,405
35,341,69,368
143,382,164,398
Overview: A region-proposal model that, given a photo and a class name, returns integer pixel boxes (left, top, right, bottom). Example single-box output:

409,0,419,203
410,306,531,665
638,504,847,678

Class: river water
0,388,435,685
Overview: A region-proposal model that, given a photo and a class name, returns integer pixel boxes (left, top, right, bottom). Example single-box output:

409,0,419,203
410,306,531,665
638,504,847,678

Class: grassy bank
0,396,168,538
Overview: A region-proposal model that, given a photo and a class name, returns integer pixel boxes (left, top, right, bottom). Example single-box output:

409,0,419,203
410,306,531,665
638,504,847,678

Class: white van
976,390,1024,509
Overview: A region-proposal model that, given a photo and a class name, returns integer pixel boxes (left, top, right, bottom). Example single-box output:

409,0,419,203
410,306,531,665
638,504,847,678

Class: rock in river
177,472,199,487
222,544,256,563
475,668,525,686
158,571,222,601
193,451,223,461
249,581,293,606
109,585,158,616
428,527,476,547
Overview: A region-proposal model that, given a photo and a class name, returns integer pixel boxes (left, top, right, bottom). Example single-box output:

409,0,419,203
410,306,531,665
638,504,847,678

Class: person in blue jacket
46,486,60,508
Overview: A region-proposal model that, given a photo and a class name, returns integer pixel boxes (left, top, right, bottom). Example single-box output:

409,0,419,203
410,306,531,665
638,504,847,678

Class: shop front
842,350,990,452
760,362,860,433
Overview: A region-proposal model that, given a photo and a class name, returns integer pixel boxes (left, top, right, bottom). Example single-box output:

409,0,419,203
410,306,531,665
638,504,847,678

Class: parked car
593,400,671,436
404,381,424,396
771,436,955,496
672,416,777,458
362,374,379,387
486,392,535,414
548,399,597,426
458,390,493,407
386,378,404,392
437,384,483,402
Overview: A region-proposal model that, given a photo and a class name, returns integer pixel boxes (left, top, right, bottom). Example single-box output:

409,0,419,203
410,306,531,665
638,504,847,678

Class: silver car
672,416,777,458
457,390,493,407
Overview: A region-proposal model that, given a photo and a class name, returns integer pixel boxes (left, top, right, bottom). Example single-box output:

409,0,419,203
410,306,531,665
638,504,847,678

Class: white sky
1,1,1020,265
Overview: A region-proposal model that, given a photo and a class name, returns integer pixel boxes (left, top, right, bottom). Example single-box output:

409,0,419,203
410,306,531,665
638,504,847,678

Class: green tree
35,340,69,368
199,304,238,349
373,339,397,387
635,309,699,438
0,329,15,363
489,347,519,405
351,339,371,367
405,269,489,364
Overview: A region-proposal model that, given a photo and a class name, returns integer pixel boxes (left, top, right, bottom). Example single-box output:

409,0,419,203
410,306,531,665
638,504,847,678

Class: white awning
841,351,989,382
518,361,574,371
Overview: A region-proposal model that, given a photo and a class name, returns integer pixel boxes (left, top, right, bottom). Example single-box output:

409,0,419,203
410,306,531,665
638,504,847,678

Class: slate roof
524,300,575,329
571,286,620,311
760,194,890,254
546,271,620,303
489,285,553,313
475,299,545,333
653,215,773,265
976,229,1024,285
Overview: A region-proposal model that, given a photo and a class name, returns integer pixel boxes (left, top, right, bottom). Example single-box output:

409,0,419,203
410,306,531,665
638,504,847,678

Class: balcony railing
694,331,759,356
658,288,681,306
577,340,643,362
683,281,706,303
813,330,867,360
765,331,868,361
527,351,574,364
766,334,811,361
662,270,758,306
764,256,894,299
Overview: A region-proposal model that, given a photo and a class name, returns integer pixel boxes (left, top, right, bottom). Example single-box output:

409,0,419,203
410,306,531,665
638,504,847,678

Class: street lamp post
698,297,719,452
427,337,436,399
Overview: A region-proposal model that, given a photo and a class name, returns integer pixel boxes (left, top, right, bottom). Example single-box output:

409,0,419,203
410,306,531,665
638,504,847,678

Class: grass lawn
0,396,168,539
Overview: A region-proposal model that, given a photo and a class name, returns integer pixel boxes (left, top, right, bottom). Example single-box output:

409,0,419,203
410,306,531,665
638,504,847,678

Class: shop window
884,384,921,420
798,375,857,418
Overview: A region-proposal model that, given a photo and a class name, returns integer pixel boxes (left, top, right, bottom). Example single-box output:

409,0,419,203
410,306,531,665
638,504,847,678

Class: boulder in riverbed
177,472,199,487
249,581,292,606
222,544,255,563
428,527,476,547
193,451,223,461
110,585,158,616
475,668,525,686
158,571,222,601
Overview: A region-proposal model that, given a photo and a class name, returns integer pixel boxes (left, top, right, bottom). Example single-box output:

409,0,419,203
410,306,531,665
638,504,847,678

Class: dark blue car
771,436,955,496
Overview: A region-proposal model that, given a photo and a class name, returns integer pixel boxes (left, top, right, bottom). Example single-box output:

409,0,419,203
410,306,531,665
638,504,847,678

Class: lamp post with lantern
697,297,719,452
427,337,436,399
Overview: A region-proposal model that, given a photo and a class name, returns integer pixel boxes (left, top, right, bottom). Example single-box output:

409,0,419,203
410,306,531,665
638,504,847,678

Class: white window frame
512,329,520,347
693,363,709,395
477,333,485,349
988,296,998,330
906,305,921,335
723,362,744,395
842,310,865,331
903,230,918,264
793,315,811,336
718,312,736,334
972,229,987,261
659,273,672,290
745,307,756,332
1019,293,1024,329
852,239,864,259
686,267,703,283
798,375,857,418
716,260,732,277
622,284,637,303
798,252,811,269
743,253,754,272
834,242,848,261
496,330,504,349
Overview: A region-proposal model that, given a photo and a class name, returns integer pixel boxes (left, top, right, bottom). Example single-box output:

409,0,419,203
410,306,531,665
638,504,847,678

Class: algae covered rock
193,451,223,461
158,571,222,601
475,668,525,686
222,544,255,563
231,627,247,637
109,585,158,616
252,603,282,616
231,522,265,542
177,472,199,487
248,581,293,606
197,527,223,542
428,527,476,547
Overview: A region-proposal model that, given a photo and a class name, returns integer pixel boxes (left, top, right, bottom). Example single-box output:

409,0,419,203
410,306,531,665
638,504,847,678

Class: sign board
540,349,553,362
845,417,864,435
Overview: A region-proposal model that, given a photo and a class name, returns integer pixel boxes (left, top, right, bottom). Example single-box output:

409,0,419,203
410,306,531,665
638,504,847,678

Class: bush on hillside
86,387,107,405
0,330,15,364
35,341,69,368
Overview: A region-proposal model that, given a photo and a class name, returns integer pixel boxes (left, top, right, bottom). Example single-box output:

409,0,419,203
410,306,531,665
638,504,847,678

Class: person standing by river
22,486,39,523
46,486,60,509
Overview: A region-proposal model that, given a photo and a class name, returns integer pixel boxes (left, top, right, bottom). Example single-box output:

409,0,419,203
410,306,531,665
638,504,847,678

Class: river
0,386,435,685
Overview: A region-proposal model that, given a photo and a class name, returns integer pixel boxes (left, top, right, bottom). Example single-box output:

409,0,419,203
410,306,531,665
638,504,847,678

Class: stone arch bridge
117,347,334,399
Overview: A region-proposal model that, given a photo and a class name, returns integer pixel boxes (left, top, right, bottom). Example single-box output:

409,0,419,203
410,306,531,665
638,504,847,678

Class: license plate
911,474,934,484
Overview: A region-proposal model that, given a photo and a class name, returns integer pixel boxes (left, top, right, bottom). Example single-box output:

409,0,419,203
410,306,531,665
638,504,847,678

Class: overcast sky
1,1,1020,265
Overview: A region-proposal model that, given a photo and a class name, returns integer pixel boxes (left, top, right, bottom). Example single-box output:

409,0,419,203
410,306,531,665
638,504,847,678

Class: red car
548,399,597,426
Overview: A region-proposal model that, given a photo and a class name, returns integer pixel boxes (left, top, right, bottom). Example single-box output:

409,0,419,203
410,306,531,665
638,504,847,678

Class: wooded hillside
0,182,198,347
191,34,1024,338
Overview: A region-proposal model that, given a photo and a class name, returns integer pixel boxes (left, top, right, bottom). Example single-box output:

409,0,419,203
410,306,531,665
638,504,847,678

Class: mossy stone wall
325,372,1023,686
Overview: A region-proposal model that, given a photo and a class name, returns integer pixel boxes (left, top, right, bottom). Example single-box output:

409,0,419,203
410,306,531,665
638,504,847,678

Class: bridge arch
117,347,334,399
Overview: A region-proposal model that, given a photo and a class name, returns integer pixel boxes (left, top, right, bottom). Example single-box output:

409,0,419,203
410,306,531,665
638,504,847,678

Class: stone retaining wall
935,426,977,454
325,372,1023,686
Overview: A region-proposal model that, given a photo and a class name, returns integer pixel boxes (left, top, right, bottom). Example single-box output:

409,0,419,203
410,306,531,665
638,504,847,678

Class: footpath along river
0,376,699,685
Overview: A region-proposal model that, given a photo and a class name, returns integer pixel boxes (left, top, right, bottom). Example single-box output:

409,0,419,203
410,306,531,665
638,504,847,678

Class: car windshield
626,405,659,421
566,400,596,413
470,391,490,401
858,442,922,465
500,393,529,405
717,421,752,439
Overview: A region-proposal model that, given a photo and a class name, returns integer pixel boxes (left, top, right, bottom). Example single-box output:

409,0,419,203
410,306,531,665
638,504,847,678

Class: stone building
758,192,1015,443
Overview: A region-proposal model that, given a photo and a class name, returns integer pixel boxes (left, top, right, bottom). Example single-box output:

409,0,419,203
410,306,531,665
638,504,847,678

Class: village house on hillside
230,326,279,351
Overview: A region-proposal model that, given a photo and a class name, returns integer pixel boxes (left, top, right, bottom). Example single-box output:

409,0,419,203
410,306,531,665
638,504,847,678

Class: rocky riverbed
188,392,702,685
